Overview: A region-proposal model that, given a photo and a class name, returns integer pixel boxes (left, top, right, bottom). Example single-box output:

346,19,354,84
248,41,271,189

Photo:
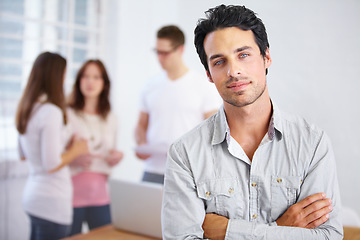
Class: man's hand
276,192,333,229
202,213,229,240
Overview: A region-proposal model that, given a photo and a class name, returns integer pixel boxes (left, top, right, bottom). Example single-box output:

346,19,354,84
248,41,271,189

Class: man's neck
224,90,272,160
166,61,188,80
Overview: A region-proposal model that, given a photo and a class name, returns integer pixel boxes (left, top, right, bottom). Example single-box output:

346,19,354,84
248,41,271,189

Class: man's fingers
276,192,333,228
304,203,333,226
303,198,332,217
305,212,330,229
297,192,326,209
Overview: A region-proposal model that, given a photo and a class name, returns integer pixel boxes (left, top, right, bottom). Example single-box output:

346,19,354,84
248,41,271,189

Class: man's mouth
227,81,250,91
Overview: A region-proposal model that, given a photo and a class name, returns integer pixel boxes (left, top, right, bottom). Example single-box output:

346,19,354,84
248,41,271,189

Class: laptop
109,178,163,238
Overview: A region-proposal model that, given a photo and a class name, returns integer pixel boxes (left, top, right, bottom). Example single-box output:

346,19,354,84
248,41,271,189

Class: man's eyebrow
234,46,252,53
209,54,223,62
208,46,253,61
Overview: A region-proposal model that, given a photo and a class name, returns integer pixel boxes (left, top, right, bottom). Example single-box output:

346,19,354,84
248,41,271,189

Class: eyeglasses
153,46,180,56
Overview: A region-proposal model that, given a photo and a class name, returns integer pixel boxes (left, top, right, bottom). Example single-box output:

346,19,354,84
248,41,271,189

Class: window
0,0,104,161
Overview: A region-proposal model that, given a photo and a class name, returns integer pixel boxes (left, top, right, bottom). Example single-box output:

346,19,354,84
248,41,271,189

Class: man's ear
178,45,185,54
264,48,272,69
206,71,214,83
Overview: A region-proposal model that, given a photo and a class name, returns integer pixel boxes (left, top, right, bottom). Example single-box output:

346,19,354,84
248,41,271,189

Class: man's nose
227,60,242,78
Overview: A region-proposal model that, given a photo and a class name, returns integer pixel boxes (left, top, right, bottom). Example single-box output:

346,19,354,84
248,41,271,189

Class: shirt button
252,214,258,219
251,182,257,187
277,178,282,183
205,191,211,197
228,188,234,194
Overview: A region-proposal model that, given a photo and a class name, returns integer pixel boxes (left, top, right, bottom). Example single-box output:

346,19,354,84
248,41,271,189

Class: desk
344,226,360,240
62,225,161,240
63,225,360,240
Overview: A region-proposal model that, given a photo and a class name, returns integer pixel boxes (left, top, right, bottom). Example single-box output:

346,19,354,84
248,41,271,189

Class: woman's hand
49,136,89,173
70,153,92,169
105,149,123,167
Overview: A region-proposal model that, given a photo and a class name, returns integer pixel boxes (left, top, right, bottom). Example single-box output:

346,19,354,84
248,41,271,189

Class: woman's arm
39,104,89,173
49,137,89,173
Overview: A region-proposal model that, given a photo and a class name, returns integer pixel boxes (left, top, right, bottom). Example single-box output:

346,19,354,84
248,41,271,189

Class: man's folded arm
205,132,343,240
162,133,343,240
161,143,206,239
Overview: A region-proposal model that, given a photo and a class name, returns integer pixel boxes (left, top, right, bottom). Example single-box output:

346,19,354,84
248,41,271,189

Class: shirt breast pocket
197,179,244,219
270,175,302,221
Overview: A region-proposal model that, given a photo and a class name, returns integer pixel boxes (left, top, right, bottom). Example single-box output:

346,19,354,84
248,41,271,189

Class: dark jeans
69,204,111,236
29,214,71,240
142,171,164,184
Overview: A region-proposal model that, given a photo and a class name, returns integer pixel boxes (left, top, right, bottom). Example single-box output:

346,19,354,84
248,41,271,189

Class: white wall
102,0,360,217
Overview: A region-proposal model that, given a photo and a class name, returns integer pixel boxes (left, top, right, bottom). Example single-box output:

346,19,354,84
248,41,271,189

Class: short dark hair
68,59,111,119
194,5,269,74
157,25,185,48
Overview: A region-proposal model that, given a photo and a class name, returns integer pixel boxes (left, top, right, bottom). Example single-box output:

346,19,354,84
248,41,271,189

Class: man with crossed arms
161,4,342,239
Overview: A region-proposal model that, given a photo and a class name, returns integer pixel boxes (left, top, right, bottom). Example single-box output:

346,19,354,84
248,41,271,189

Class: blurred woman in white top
15,52,89,240
67,59,123,235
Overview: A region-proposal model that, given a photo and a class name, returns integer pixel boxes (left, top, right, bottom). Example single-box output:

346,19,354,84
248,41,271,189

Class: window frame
0,0,105,161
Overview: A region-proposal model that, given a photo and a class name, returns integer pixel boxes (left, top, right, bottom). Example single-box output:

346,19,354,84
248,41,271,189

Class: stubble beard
223,77,267,108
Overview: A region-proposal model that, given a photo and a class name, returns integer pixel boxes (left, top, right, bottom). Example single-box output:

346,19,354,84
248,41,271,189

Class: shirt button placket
249,177,258,221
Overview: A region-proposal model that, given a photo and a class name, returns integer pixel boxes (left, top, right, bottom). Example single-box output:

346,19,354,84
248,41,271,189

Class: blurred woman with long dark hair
16,52,89,240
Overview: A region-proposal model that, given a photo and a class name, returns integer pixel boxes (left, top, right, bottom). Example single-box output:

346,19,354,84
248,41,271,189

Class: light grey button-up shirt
161,103,343,239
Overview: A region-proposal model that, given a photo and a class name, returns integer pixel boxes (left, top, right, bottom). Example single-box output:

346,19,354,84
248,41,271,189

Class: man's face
155,38,181,71
204,27,271,108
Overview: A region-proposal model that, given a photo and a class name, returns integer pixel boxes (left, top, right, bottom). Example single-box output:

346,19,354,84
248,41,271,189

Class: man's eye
240,53,249,58
214,60,224,66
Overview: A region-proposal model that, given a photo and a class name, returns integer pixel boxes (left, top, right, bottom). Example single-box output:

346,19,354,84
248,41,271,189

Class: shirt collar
271,101,283,140
212,105,228,145
211,101,283,146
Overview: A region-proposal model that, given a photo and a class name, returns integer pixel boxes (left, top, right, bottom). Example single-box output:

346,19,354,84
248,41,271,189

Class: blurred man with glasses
134,25,220,184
